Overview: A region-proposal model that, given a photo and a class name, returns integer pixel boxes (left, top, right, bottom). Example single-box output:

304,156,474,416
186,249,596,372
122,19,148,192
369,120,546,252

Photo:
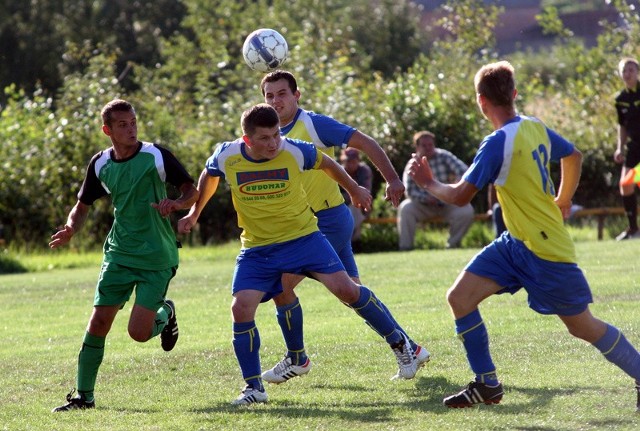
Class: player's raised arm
177,169,220,234
318,153,372,212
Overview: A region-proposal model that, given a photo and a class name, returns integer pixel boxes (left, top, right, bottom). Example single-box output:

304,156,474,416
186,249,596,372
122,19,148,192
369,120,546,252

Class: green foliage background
1,0,639,248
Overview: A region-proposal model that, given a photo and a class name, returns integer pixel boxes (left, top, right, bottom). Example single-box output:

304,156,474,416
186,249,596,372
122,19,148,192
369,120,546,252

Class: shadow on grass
187,375,638,429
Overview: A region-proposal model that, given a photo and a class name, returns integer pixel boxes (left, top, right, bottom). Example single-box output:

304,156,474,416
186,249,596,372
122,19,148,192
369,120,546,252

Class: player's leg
442,236,524,408
617,146,640,240
314,269,420,379
442,270,504,407
52,305,120,412
53,262,134,412
127,266,178,351
230,247,284,404
558,308,640,410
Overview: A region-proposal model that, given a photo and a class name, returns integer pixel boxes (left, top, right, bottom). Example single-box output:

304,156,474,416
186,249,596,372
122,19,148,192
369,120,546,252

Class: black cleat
443,381,504,408
52,389,95,412
161,299,179,352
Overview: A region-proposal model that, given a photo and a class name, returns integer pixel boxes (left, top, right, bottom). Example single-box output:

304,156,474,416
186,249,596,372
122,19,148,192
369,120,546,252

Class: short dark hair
260,70,298,96
474,61,515,107
413,130,435,146
101,99,135,127
241,103,280,136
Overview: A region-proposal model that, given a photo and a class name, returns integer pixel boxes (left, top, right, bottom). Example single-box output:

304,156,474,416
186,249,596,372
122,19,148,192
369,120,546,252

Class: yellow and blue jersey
464,115,576,262
206,137,323,248
281,108,356,213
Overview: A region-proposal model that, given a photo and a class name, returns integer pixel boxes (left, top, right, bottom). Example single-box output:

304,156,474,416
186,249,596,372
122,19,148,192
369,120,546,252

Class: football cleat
414,344,431,368
52,389,95,412
262,356,312,384
161,299,179,352
232,385,268,406
390,333,418,380
443,381,504,408
616,228,640,241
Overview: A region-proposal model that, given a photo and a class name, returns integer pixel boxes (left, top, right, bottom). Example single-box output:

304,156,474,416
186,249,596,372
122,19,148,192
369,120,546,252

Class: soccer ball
242,28,288,72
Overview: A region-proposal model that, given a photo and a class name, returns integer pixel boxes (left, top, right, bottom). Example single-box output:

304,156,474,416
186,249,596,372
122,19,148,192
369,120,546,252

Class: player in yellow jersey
178,104,421,405
259,70,430,384
409,61,640,410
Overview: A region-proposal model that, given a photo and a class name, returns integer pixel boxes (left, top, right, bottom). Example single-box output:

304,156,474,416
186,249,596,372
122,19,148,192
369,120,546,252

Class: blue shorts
232,231,345,302
316,204,358,278
465,232,592,316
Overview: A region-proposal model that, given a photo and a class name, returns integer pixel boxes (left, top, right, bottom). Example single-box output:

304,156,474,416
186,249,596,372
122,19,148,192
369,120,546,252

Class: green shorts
94,261,177,311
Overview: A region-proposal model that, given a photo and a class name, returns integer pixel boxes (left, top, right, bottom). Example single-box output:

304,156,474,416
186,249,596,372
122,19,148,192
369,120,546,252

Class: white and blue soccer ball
242,28,288,72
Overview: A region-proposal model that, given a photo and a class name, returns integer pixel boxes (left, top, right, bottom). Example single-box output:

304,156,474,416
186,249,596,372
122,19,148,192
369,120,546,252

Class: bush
0,252,27,274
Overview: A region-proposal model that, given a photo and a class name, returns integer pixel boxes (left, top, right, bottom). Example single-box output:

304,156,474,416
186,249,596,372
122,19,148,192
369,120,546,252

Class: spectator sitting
340,147,373,251
397,131,474,250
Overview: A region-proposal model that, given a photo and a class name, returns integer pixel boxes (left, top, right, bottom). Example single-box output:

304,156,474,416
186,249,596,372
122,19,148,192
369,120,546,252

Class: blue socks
276,298,308,365
455,309,499,386
232,321,263,391
349,286,402,346
593,324,640,381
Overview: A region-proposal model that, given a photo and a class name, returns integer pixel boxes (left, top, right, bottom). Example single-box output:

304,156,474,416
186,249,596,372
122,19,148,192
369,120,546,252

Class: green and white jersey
78,141,194,270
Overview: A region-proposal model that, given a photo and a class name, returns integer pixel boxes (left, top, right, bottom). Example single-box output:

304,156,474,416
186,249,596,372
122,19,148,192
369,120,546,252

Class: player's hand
49,225,74,249
177,215,196,234
613,149,624,164
350,185,372,213
554,197,572,220
384,178,405,207
408,154,434,189
151,199,179,217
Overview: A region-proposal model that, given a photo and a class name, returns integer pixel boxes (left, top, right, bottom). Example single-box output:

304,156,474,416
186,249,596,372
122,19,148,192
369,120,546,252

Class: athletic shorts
232,231,345,302
624,141,640,168
315,203,358,278
465,232,593,316
94,261,176,311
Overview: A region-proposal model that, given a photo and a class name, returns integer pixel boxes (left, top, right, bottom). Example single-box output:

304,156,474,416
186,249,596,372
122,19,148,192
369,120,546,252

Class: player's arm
348,131,404,207
49,201,91,249
319,153,372,212
151,182,199,217
555,148,582,219
408,154,478,206
177,169,220,234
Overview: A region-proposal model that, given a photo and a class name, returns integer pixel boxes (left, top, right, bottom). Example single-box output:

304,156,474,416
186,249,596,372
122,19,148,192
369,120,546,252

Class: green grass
1,240,639,430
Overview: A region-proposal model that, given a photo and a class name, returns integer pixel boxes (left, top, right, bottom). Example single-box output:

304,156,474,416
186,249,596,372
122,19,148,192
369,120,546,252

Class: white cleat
231,386,268,406
262,356,312,384
391,333,419,380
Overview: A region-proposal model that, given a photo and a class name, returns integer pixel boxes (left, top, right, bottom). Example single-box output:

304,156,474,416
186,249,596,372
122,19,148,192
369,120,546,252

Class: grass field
1,240,639,430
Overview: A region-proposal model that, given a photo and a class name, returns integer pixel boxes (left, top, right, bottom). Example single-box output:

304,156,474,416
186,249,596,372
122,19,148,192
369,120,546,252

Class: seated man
339,148,373,248
397,130,474,250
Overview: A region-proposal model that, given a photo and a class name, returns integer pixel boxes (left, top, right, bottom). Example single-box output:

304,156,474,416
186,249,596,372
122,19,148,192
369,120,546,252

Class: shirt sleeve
308,111,357,147
547,127,575,161
463,132,504,191
77,152,108,205
155,144,195,188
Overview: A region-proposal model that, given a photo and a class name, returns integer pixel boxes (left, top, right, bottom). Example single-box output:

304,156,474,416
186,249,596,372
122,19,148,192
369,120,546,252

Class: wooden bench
364,207,630,241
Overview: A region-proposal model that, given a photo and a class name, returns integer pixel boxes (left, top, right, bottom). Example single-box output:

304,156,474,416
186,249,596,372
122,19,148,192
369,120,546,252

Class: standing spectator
49,99,198,412
339,147,373,249
613,57,640,240
398,131,474,250
409,60,640,410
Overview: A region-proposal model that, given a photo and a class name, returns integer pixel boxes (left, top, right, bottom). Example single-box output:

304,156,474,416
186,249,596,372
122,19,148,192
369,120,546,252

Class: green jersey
78,141,194,270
